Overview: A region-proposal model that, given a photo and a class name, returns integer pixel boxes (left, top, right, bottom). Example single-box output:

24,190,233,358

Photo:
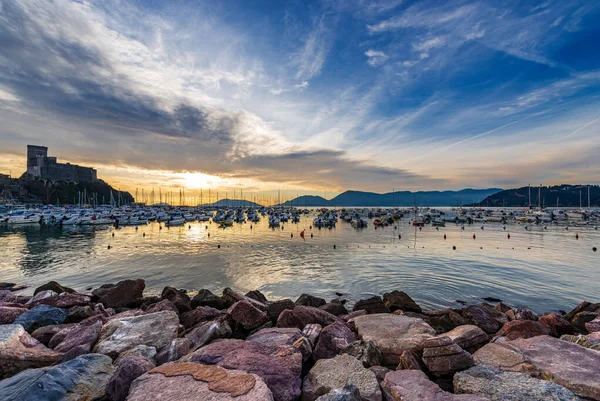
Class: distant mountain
477,184,600,207
199,198,262,207
276,188,502,207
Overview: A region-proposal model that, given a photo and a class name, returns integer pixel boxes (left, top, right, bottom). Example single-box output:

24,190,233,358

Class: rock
246,290,269,304
0,324,62,379
564,301,600,321
381,370,488,401
185,319,232,350
443,325,489,353
352,314,436,365
292,336,313,361
341,310,368,322
13,304,69,332
462,306,501,334
127,362,274,401
313,323,356,361
341,340,383,368
560,334,600,351
571,311,600,332
587,332,600,341
0,290,18,303
114,345,157,365
93,311,179,359
50,321,102,354
185,339,302,401
494,303,511,313
585,316,600,332
506,308,539,321
397,349,423,371
320,302,349,316
161,286,192,313
454,365,581,401
92,279,145,308
228,300,270,330
247,327,303,347
296,293,326,308
0,306,27,324
383,291,422,313
352,296,390,314
426,309,469,332
473,335,600,399
181,306,224,329
26,292,91,309
479,303,509,326
155,338,192,365
106,356,155,401
393,310,430,321
369,366,390,383
60,344,93,362
33,281,76,295
267,299,296,321
94,302,115,317
30,324,72,346
107,309,146,321
145,299,179,314
302,354,382,401
277,306,342,329
315,383,361,401
494,320,551,340
222,287,267,310
302,323,323,347
0,353,114,401
64,305,94,323
191,289,227,310
539,313,574,337
421,336,474,377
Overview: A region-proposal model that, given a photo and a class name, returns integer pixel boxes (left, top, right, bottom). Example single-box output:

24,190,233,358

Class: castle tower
26,145,48,178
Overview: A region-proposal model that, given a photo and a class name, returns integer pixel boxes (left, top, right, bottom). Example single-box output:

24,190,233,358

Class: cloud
365,49,389,66
294,14,333,81
412,36,445,52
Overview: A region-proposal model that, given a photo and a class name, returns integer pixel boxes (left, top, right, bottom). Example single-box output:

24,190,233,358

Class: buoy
452,246,456,250
208,233,210,237
398,234,401,239
300,230,305,238
250,225,253,229
503,225,506,230
159,226,162,230
444,234,446,239
135,226,138,230
205,225,208,229
461,225,465,230
593,247,597,252
217,244,220,248
291,233,293,238
107,245,111,249
310,233,313,238
507,233,511,239
594,226,598,230
419,227,422,231
564,226,569,230
333,245,336,249
436,226,439,231
473,234,476,239
575,233,579,239
543,226,547,229
189,225,191,229
481,225,484,230
143,233,145,237
112,232,114,237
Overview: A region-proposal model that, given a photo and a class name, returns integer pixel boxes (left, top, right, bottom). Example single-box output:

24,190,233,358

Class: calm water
1,214,598,314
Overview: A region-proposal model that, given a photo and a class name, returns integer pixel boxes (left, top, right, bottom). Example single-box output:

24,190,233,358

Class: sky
0,0,599,202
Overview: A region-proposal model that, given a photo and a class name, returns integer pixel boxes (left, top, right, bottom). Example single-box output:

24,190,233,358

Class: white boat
165,218,185,226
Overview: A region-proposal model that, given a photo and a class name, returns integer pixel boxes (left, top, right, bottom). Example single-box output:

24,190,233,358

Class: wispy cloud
365,49,389,66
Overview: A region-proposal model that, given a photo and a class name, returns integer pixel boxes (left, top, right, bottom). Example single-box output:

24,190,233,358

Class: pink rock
106,356,155,401
587,332,600,341
181,306,224,329
0,306,28,324
585,316,600,333
50,321,102,354
145,299,179,314
494,320,551,340
313,323,356,361
247,327,303,347
442,325,488,354
26,293,91,309
277,306,342,330
539,313,574,337
381,370,487,400
227,300,269,330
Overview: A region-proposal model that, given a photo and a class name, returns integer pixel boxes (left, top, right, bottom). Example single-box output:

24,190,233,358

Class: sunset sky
1,0,599,200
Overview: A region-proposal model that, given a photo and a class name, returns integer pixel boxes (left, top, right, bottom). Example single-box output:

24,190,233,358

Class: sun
179,172,223,189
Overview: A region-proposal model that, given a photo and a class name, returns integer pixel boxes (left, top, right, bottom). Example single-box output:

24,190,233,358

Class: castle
25,145,97,182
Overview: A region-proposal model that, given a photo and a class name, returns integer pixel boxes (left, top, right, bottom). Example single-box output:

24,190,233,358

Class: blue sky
0,0,599,195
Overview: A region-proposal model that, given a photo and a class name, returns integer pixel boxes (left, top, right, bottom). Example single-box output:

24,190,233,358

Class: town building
25,145,97,182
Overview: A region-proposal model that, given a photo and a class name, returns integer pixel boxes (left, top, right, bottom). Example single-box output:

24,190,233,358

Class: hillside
199,199,262,207
477,184,600,207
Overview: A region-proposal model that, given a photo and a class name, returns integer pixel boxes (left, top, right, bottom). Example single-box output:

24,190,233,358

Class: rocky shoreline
1,280,599,401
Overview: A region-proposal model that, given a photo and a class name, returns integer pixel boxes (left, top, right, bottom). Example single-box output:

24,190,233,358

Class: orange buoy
507,233,510,239
208,233,210,237
291,233,293,238
300,230,305,238
443,234,446,239
310,233,313,238
473,234,476,239
575,233,579,239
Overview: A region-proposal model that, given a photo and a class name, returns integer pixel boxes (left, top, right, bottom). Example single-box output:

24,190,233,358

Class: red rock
494,320,551,340
228,300,269,330
585,316,600,332
539,313,574,337
587,332,600,341
277,306,342,330
381,370,487,401
313,323,356,361
506,308,539,321
0,306,28,324
50,321,102,354
0,290,18,303
161,286,192,313
106,356,155,401
420,337,474,377
30,324,73,346
222,287,266,311
295,294,326,308
26,292,91,309
462,306,500,334
181,306,224,329
145,299,179,314
247,327,303,347
267,299,295,322
443,325,488,353
245,290,269,304
92,279,145,308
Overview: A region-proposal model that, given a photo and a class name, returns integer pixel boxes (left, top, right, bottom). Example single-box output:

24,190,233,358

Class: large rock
246,290,269,304
0,306,27,324
26,292,91,309
315,383,361,401
145,299,179,314
0,353,114,400
302,354,382,401
564,301,600,321
267,299,296,321
443,325,488,353
64,305,95,323
277,306,342,330
494,320,551,340
420,336,474,377
228,300,270,330
506,308,539,321
181,306,224,329
184,339,302,401
302,324,323,347
161,286,192,313
222,287,267,310
247,327,303,347
585,316,600,332
106,355,155,401
185,319,232,350
155,338,192,365
320,302,349,316
383,291,422,313
0,324,62,379
13,304,69,332
93,311,179,359
479,303,510,326
127,362,274,401
352,296,390,314
191,289,227,310
33,281,75,295
114,345,157,365
462,306,500,334
92,279,145,308
352,314,435,365
381,370,487,401
313,323,356,361
454,365,580,401
341,340,383,368
473,335,600,399
572,312,600,332
50,320,102,355
30,323,73,346
426,309,469,333
539,313,574,337
560,334,600,351
296,294,326,308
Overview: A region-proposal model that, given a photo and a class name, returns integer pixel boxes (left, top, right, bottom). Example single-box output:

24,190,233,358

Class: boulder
93,311,179,359
539,313,574,337
397,349,423,371
473,335,600,399
222,287,267,310
127,362,274,401
341,340,383,368
443,325,488,353
494,303,511,313
302,324,323,347
315,383,361,401
155,338,192,365
420,336,474,377
0,353,114,401
352,314,435,365
506,308,539,321
247,327,303,347
302,354,382,401
352,296,390,314
571,312,600,332
383,291,422,313
587,332,600,341
13,304,69,332
145,299,179,314
462,306,501,334
181,306,224,329
30,324,73,346
381,370,487,401
313,323,356,361
564,301,600,321
106,356,155,401
559,334,600,351
246,290,269,304
0,290,18,303
114,345,157,365
296,294,326,308
228,300,270,330
369,366,390,383
426,309,469,333
0,306,27,324
292,336,313,361
585,316,600,332
191,289,227,310
92,279,145,308
161,286,192,313
33,281,75,295
267,299,296,321
479,303,509,326
50,321,102,354
26,292,91,309
64,305,94,323
320,302,349,316
277,306,342,330
185,319,232,350
184,339,302,401
454,365,581,401
0,324,62,379
341,310,367,323
494,320,551,340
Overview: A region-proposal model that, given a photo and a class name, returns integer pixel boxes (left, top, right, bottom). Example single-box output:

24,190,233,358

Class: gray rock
313,323,356,361
185,319,232,350
421,336,474,377
13,304,69,332
315,383,362,401
454,365,581,400
155,338,192,365
559,334,600,351
114,345,157,366
381,370,488,401
341,340,383,368
106,355,155,401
